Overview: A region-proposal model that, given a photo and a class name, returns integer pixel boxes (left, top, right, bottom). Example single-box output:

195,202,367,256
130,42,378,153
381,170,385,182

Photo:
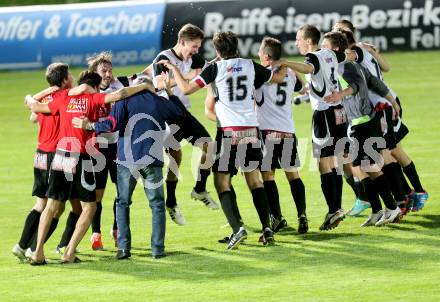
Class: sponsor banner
162,0,440,59
0,1,165,70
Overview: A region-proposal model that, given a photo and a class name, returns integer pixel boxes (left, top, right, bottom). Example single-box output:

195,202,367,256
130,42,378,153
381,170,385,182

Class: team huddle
12,21,429,265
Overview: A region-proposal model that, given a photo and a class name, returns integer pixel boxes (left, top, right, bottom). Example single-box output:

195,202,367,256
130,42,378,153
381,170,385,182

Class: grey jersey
339,62,389,125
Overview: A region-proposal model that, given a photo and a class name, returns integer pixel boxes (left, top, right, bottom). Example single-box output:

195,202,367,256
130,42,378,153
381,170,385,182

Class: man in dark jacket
73,80,185,259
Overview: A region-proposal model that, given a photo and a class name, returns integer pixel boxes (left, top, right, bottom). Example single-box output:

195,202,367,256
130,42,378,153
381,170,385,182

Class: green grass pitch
0,51,439,301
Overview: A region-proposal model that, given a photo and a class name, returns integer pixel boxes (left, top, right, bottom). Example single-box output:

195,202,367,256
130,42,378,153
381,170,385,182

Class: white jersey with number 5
255,68,299,133
305,49,341,111
194,58,273,127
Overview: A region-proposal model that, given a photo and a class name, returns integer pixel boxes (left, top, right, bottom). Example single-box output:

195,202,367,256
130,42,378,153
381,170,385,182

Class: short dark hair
338,29,356,45
212,31,239,59
299,24,321,46
45,63,69,87
261,37,282,60
77,70,102,89
335,19,356,33
324,31,348,52
178,23,204,41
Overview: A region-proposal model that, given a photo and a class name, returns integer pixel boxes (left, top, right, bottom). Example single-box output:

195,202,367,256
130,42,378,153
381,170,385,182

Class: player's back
213,58,258,128
256,68,298,133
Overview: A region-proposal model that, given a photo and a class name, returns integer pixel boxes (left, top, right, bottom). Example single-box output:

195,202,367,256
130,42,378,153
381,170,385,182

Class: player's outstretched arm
358,42,390,72
279,60,314,74
105,81,155,104
68,84,96,96
32,86,59,101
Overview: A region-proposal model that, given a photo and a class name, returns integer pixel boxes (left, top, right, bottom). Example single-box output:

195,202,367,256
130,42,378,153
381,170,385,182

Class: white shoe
191,189,219,209
375,207,402,226
12,244,26,260
25,248,35,260
167,206,185,225
319,209,345,231
361,210,384,227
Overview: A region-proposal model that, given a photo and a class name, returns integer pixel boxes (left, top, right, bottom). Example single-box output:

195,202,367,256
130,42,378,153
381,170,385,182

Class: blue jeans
116,164,165,256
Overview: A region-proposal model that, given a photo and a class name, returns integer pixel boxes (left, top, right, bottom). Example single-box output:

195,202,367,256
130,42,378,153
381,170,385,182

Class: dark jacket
94,91,185,166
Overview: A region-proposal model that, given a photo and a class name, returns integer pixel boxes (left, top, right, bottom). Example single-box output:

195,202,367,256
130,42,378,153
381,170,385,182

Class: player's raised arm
68,83,96,96
157,60,202,95
279,59,314,74
32,86,59,101
105,81,155,104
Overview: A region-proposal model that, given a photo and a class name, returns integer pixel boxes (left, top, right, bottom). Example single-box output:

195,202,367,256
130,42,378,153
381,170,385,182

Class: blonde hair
87,51,112,72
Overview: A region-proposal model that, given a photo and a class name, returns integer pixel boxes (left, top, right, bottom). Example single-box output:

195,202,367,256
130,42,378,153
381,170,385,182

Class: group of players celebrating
12,20,429,265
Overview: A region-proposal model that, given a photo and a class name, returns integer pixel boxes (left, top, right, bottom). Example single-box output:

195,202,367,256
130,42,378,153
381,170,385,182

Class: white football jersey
153,49,206,109
98,77,132,145
354,46,397,106
255,68,298,133
195,58,272,128
305,49,341,111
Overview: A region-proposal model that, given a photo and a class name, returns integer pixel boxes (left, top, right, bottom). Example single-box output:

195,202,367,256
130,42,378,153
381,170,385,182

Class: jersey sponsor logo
227,65,243,73
66,97,88,114
40,95,53,105
325,57,333,63
311,81,326,98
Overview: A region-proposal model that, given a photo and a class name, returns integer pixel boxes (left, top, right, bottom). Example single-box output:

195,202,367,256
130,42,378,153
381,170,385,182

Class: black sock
230,185,243,223
394,163,412,195
373,174,397,210
362,178,382,213
333,169,343,209
289,178,306,217
345,175,359,198
356,179,369,201
165,180,178,208
263,180,282,219
18,209,41,249
321,172,337,213
92,202,102,233
219,191,241,233
403,161,424,193
30,218,59,252
194,169,210,193
251,187,271,230
58,211,79,248
382,163,407,202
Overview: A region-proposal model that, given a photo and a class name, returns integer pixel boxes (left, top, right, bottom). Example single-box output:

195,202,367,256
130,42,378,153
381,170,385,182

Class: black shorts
94,143,117,190
212,128,263,175
381,107,397,150
312,105,348,158
32,149,55,198
350,114,386,167
165,110,211,151
260,131,300,171
46,151,96,202
392,96,409,144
